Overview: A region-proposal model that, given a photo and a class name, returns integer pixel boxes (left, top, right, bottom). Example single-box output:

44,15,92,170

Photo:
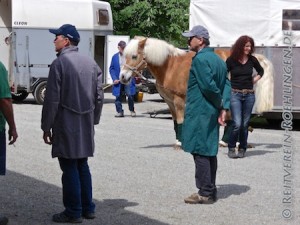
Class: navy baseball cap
182,25,210,39
49,24,80,43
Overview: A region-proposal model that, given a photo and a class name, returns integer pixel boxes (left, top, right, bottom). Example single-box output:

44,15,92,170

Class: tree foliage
108,0,190,47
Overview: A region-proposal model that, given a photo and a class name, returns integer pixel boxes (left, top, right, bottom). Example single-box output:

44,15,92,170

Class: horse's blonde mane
123,39,139,58
124,37,186,66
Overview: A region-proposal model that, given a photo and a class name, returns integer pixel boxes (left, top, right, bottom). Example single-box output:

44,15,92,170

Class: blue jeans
58,158,95,218
228,92,255,150
115,84,134,113
0,130,6,175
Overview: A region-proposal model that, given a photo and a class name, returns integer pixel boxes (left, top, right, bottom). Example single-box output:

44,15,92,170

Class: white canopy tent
189,0,300,47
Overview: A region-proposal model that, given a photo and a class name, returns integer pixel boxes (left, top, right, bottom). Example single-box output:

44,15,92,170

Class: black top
226,55,264,90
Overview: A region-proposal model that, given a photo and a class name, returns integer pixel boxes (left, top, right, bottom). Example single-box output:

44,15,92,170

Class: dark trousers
0,130,6,175
193,154,217,197
58,158,95,218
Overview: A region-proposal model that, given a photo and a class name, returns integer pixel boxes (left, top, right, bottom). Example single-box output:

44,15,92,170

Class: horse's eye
132,55,137,60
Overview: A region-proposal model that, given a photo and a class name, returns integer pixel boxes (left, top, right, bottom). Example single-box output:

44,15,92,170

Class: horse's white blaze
119,68,133,85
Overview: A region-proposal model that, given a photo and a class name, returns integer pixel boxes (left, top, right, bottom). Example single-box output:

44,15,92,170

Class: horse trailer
189,0,300,120
0,0,128,104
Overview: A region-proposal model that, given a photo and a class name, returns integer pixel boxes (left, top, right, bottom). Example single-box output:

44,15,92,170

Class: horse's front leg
173,96,185,150
164,101,181,150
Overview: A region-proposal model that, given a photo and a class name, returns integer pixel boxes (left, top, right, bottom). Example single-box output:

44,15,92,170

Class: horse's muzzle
119,71,131,85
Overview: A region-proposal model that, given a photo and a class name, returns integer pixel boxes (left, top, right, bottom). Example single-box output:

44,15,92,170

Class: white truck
0,0,128,104
189,0,300,120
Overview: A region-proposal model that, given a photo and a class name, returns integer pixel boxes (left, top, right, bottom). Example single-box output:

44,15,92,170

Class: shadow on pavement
245,150,276,157
217,184,250,200
0,171,170,225
251,143,282,149
141,144,175,149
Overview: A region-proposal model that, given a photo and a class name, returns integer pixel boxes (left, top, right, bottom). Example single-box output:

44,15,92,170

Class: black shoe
228,148,237,158
0,216,8,225
237,149,245,158
83,212,96,219
52,212,82,223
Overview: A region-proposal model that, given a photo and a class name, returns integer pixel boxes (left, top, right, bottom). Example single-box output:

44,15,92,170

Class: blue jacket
109,52,136,96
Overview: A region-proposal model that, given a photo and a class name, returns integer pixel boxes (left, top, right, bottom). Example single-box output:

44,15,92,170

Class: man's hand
218,110,227,126
113,80,120,85
8,128,18,145
43,131,53,145
0,98,18,145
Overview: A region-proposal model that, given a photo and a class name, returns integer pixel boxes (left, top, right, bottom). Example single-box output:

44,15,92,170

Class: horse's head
119,37,148,85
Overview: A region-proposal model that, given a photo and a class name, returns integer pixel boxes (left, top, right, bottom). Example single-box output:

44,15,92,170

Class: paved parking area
1,93,299,225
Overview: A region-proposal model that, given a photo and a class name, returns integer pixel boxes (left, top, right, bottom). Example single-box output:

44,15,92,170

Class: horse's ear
134,36,146,40
138,38,147,49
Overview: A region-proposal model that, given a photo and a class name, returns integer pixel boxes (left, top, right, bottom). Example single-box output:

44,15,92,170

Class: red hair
230,35,255,61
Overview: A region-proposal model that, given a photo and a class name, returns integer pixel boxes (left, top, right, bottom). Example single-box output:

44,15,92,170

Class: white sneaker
130,111,136,117
219,140,228,147
115,112,124,117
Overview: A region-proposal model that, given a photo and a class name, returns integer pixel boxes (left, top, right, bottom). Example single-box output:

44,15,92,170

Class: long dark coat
41,46,103,159
182,47,231,156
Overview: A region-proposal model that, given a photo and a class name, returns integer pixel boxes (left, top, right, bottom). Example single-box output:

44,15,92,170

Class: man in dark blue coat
109,41,136,117
41,24,103,223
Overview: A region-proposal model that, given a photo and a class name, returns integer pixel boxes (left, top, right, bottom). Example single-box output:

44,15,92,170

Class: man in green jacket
0,61,18,225
182,25,231,204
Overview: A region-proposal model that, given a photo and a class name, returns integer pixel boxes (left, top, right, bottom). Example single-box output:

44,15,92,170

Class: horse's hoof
219,140,228,147
174,140,182,151
247,144,254,148
174,144,182,151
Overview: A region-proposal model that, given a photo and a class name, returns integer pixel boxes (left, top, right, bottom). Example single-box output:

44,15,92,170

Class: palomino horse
119,36,274,148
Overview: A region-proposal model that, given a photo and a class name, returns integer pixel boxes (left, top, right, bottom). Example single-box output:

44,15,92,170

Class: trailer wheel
34,81,47,105
11,90,29,102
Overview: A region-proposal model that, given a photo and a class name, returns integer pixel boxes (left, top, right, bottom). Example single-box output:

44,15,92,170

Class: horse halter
123,53,148,80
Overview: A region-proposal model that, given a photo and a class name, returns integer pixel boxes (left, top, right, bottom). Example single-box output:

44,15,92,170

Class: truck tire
34,81,47,105
11,90,29,102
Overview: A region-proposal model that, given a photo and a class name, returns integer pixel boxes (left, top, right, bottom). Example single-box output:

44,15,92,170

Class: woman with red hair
226,35,264,158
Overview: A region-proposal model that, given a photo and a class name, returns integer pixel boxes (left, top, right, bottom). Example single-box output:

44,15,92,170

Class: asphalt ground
1,93,300,225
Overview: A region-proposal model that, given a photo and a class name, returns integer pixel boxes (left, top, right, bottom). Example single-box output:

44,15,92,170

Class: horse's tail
253,54,274,114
